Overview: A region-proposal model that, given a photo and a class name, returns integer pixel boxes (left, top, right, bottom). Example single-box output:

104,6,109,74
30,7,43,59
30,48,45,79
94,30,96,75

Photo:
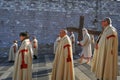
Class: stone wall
0,0,120,48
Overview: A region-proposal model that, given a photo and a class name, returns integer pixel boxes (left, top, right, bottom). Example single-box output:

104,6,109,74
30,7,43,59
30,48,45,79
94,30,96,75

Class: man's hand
77,41,80,44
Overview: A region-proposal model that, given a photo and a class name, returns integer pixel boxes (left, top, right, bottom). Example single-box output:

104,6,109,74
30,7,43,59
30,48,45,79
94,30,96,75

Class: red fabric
95,44,98,50
64,44,71,62
33,41,36,48
13,46,16,53
34,46,36,48
19,49,28,69
63,44,70,49
107,35,116,39
78,43,82,46
33,44,37,48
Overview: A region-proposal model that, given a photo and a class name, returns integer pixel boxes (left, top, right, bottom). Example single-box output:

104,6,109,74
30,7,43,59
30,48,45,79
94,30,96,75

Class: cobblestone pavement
0,53,120,80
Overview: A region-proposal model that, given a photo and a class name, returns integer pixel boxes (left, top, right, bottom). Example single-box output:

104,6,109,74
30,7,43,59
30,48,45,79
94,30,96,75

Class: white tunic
70,33,75,54
32,39,38,56
80,33,92,58
8,43,18,61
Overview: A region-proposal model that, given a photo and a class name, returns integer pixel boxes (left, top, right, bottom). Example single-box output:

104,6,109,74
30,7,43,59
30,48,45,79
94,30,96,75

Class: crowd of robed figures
8,17,118,80
52,17,118,80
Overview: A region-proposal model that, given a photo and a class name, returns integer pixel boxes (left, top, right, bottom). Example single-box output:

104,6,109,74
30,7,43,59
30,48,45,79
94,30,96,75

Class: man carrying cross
13,32,33,80
77,28,92,64
51,29,75,80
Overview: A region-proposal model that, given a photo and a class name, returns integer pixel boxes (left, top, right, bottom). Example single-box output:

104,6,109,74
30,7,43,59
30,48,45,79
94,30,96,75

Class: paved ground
0,53,120,80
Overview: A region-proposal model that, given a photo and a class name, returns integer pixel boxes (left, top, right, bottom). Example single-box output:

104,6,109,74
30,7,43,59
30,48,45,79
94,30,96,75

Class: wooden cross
66,16,101,41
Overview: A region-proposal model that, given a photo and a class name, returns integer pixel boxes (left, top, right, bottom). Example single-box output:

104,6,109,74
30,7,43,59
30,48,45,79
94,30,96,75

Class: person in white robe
51,29,75,80
32,36,38,59
13,32,33,80
70,32,75,54
91,17,118,80
8,40,18,62
54,34,61,54
77,28,92,64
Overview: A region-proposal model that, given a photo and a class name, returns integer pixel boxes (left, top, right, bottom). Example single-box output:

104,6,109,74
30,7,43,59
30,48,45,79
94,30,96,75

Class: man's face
59,30,65,38
101,20,108,28
20,36,25,41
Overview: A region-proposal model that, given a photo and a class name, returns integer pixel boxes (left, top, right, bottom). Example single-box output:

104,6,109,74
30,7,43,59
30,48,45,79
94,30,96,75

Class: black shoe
35,56,37,59
9,61,12,63
11,61,14,63
33,55,37,59
9,61,14,63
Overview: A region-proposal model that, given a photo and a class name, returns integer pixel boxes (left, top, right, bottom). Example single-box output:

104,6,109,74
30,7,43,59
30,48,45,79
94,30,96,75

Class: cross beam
66,16,101,41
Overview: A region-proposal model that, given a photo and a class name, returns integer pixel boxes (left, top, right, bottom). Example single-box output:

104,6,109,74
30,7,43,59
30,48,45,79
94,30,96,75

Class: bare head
101,17,112,28
59,29,67,38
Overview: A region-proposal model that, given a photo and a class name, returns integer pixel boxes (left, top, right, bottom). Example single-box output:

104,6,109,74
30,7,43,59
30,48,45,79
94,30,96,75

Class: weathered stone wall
0,0,120,48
